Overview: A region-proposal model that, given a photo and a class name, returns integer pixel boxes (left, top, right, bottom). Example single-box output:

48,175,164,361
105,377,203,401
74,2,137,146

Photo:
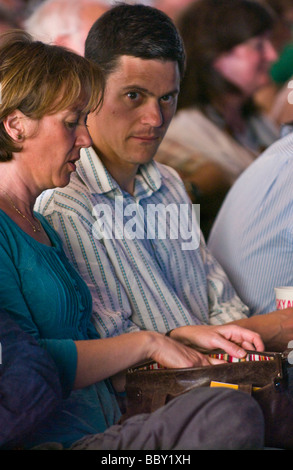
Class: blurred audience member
155,0,279,238
255,0,293,115
0,4,22,30
267,0,293,129
0,0,27,16
25,0,111,55
0,0,25,7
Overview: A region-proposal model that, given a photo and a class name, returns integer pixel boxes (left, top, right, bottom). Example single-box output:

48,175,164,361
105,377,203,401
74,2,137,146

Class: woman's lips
68,158,79,171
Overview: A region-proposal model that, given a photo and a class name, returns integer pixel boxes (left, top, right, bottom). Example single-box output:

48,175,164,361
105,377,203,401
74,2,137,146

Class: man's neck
116,173,136,195
93,146,139,195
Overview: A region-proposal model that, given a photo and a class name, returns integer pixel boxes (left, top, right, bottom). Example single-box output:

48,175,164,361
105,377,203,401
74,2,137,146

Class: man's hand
232,308,293,351
168,324,264,358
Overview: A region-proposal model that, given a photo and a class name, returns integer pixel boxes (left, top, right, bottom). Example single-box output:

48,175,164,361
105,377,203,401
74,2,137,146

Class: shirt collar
280,122,293,138
77,147,164,199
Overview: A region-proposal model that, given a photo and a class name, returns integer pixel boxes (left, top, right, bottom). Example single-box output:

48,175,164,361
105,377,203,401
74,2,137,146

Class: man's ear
3,110,25,142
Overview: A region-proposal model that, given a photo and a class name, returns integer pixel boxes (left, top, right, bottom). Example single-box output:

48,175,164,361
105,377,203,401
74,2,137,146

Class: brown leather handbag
123,350,293,449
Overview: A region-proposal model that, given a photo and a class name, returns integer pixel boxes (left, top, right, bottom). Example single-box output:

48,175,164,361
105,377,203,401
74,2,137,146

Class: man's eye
127,92,139,100
161,95,174,103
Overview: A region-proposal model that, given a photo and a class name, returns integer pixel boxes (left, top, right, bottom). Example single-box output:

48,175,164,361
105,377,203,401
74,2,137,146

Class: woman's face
21,107,92,191
213,33,278,97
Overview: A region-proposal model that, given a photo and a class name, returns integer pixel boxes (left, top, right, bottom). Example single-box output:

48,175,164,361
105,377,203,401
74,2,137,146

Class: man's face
87,55,180,177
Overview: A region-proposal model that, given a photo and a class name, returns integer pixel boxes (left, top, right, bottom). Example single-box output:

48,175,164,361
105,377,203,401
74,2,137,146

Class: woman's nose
76,125,92,148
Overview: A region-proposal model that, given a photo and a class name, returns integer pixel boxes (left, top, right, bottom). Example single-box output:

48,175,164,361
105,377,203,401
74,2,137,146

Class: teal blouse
0,210,121,448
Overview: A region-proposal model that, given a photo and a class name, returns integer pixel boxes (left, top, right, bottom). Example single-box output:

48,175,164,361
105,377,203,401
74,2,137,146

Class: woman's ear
3,110,25,142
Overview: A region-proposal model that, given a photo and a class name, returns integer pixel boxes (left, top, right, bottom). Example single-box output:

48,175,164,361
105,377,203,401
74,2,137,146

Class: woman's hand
145,331,214,369
110,332,218,393
168,324,264,358
74,330,217,390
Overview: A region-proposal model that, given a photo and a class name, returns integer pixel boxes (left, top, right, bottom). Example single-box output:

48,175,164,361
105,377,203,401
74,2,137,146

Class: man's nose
141,101,164,127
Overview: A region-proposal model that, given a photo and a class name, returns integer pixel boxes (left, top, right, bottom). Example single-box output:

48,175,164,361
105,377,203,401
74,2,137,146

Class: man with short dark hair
37,3,293,352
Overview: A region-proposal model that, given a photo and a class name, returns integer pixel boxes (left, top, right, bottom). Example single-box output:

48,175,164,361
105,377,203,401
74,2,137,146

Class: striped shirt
36,147,249,338
208,129,293,316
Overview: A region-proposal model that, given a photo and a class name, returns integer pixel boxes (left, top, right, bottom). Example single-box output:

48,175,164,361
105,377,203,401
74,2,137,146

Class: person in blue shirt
209,124,293,319
0,26,267,450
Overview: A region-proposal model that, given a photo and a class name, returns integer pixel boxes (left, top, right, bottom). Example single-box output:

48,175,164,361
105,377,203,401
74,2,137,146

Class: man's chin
136,153,158,165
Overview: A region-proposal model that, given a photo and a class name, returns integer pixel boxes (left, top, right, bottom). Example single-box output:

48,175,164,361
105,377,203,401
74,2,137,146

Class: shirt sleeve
0,237,77,396
200,233,250,324
0,310,62,449
43,209,141,338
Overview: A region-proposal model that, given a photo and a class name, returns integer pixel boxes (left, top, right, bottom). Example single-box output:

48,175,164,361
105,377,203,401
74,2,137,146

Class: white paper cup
275,286,293,309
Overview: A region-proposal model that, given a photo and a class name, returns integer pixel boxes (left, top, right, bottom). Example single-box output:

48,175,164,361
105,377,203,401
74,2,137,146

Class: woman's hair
0,30,104,161
176,0,275,111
